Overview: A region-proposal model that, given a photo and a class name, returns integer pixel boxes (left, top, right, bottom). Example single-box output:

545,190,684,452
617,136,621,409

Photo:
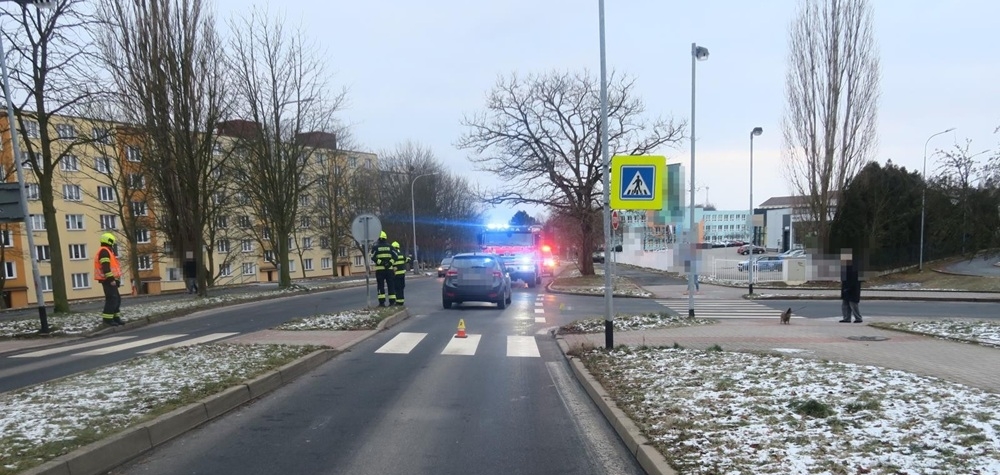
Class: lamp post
748,126,762,295
410,172,438,274
688,43,709,318
1,0,54,333
918,127,955,271
599,0,613,349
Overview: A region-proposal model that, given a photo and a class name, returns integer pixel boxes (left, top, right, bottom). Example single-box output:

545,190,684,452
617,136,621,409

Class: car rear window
441,258,453,265
450,256,498,269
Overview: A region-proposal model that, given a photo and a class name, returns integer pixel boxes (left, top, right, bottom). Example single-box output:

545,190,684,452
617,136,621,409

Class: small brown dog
780,307,792,324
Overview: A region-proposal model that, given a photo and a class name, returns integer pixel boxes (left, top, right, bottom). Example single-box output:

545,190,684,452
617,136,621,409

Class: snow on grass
0,343,319,475
0,285,348,338
559,312,715,334
275,306,399,331
579,345,1000,475
550,269,653,298
875,319,1000,348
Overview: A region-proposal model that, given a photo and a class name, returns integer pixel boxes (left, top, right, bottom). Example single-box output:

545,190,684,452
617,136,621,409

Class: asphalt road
5,276,664,475
944,255,1000,277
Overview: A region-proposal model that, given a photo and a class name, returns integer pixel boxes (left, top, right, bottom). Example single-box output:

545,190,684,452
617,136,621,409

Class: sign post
351,213,382,308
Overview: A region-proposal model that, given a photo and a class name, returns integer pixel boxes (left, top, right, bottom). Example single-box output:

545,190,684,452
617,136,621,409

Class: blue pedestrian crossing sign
610,155,665,210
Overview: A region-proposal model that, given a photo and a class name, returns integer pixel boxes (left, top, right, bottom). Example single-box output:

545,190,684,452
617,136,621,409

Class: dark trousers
101,280,121,318
376,269,395,305
394,274,405,304
841,300,862,321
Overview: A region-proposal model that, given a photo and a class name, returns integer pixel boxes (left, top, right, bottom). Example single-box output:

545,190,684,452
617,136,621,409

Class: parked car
778,249,806,259
737,244,766,255
442,253,513,309
592,250,605,263
540,251,557,277
738,255,783,272
437,257,453,277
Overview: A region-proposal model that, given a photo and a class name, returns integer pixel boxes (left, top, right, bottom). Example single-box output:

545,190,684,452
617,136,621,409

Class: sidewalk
560,282,1000,395
650,282,1000,302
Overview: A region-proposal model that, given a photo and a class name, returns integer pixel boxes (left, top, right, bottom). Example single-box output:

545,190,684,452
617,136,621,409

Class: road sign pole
598,0,613,349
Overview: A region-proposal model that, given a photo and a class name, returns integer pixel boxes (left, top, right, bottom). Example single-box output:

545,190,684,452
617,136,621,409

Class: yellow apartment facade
0,112,375,309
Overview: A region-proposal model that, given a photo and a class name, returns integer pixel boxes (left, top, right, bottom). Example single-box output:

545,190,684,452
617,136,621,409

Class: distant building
758,194,838,252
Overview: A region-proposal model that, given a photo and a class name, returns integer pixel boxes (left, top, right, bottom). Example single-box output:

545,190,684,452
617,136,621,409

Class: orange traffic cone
455,319,467,338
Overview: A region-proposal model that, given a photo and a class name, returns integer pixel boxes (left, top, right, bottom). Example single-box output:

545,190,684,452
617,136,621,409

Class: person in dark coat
839,249,863,323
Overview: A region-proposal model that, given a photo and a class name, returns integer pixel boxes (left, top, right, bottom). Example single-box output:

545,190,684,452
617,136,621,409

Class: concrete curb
18,349,335,475
554,336,676,475
17,308,411,475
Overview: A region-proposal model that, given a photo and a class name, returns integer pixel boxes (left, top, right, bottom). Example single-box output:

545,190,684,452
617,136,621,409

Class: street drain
847,336,889,341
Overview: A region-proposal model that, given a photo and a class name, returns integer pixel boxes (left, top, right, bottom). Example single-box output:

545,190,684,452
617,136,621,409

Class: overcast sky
213,0,999,223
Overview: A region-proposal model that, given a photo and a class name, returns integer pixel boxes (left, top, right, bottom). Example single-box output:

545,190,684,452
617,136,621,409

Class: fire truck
478,224,545,288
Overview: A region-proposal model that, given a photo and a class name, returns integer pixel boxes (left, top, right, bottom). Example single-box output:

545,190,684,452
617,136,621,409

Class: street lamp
410,172,438,274
748,126,762,296
1,0,54,333
688,43,709,318
918,127,955,271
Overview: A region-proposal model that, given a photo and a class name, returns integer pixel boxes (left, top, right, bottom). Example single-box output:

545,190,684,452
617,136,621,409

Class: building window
92,128,111,144
235,192,248,205
242,262,255,275
126,146,141,162
353,255,362,266
238,215,251,229
321,257,331,269
60,155,79,171
35,245,50,261
303,258,313,271
241,239,253,252
215,215,228,229
29,214,45,231
302,237,312,249
67,244,87,260
167,268,181,281
65,214,85,230
212,192,226,206
100,214,117,230
262,227,271,240
56,124,76,139
0,229,12,247
136,228,150,243
299,195,310,206
129,173,145,190
217,239,230,253
62,184,82,201
94,156,113,173
26,183,39,200
40,275,53,292
320,237,330,249
219,264,232,277
339,247,347,258
97,186,116,202
263,250,275,263
288,260,296,272
348,156,357,168
137,255,153,270
21,151,39,168
72,273,90,289
163,241,173,254
131,201,148,216
4,261,15,279
318,215,329,227
22,120,39,138
299,216,311,228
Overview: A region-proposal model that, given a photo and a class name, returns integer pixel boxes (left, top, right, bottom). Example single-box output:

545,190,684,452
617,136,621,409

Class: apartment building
0,112,375,309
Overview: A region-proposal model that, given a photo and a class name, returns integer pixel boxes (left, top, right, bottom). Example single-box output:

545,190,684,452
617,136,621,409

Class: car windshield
450,256,497,269
440,258,452,266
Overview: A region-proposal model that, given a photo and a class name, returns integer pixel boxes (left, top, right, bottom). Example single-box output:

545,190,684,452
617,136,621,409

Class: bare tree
95,0,231,297
226,7,346,288
3,0,103,312
307,128,361,277
782,0,881,250
457,70,684,275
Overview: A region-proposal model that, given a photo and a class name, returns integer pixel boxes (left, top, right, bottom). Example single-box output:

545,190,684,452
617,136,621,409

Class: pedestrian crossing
9,333,239,358
655,299,802,320
373,332,543,358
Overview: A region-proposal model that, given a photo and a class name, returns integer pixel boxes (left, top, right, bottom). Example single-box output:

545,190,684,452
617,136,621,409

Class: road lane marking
374,332,426,354
507,336,540,357
74,335,188,356
534,317,546,323
534,309,544,314
10,336,136,358
138,333,239,354
440,334,481,356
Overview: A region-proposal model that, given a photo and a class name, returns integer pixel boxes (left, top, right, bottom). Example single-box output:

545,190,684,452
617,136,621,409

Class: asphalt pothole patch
847,335,890,341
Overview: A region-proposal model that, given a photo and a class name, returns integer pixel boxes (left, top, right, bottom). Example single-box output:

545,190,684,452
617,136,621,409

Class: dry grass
866,270,1000,292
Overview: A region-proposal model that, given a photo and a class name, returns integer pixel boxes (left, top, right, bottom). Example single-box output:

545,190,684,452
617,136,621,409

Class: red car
737,244,766,255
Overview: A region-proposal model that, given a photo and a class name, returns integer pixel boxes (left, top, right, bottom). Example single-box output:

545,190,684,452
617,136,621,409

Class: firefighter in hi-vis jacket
94,232,123,326
391,241,411,306
370,231,399,306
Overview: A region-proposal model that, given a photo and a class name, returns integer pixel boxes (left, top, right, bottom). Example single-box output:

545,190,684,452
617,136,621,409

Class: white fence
709,259,784,284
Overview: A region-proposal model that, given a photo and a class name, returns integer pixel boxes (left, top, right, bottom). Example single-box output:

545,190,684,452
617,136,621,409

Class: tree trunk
39,174,69,312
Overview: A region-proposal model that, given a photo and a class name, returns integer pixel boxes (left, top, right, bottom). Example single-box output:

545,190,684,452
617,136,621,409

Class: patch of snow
275,308,384,331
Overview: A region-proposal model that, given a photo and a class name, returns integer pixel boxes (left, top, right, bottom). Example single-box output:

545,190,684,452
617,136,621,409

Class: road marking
74,335,188,356
374,332,426,354
534,317,546,323
507,336,540,357
138,333,239,354
9,336,136,358
534,302,543,307
440,334,481,356
534,309,544,314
